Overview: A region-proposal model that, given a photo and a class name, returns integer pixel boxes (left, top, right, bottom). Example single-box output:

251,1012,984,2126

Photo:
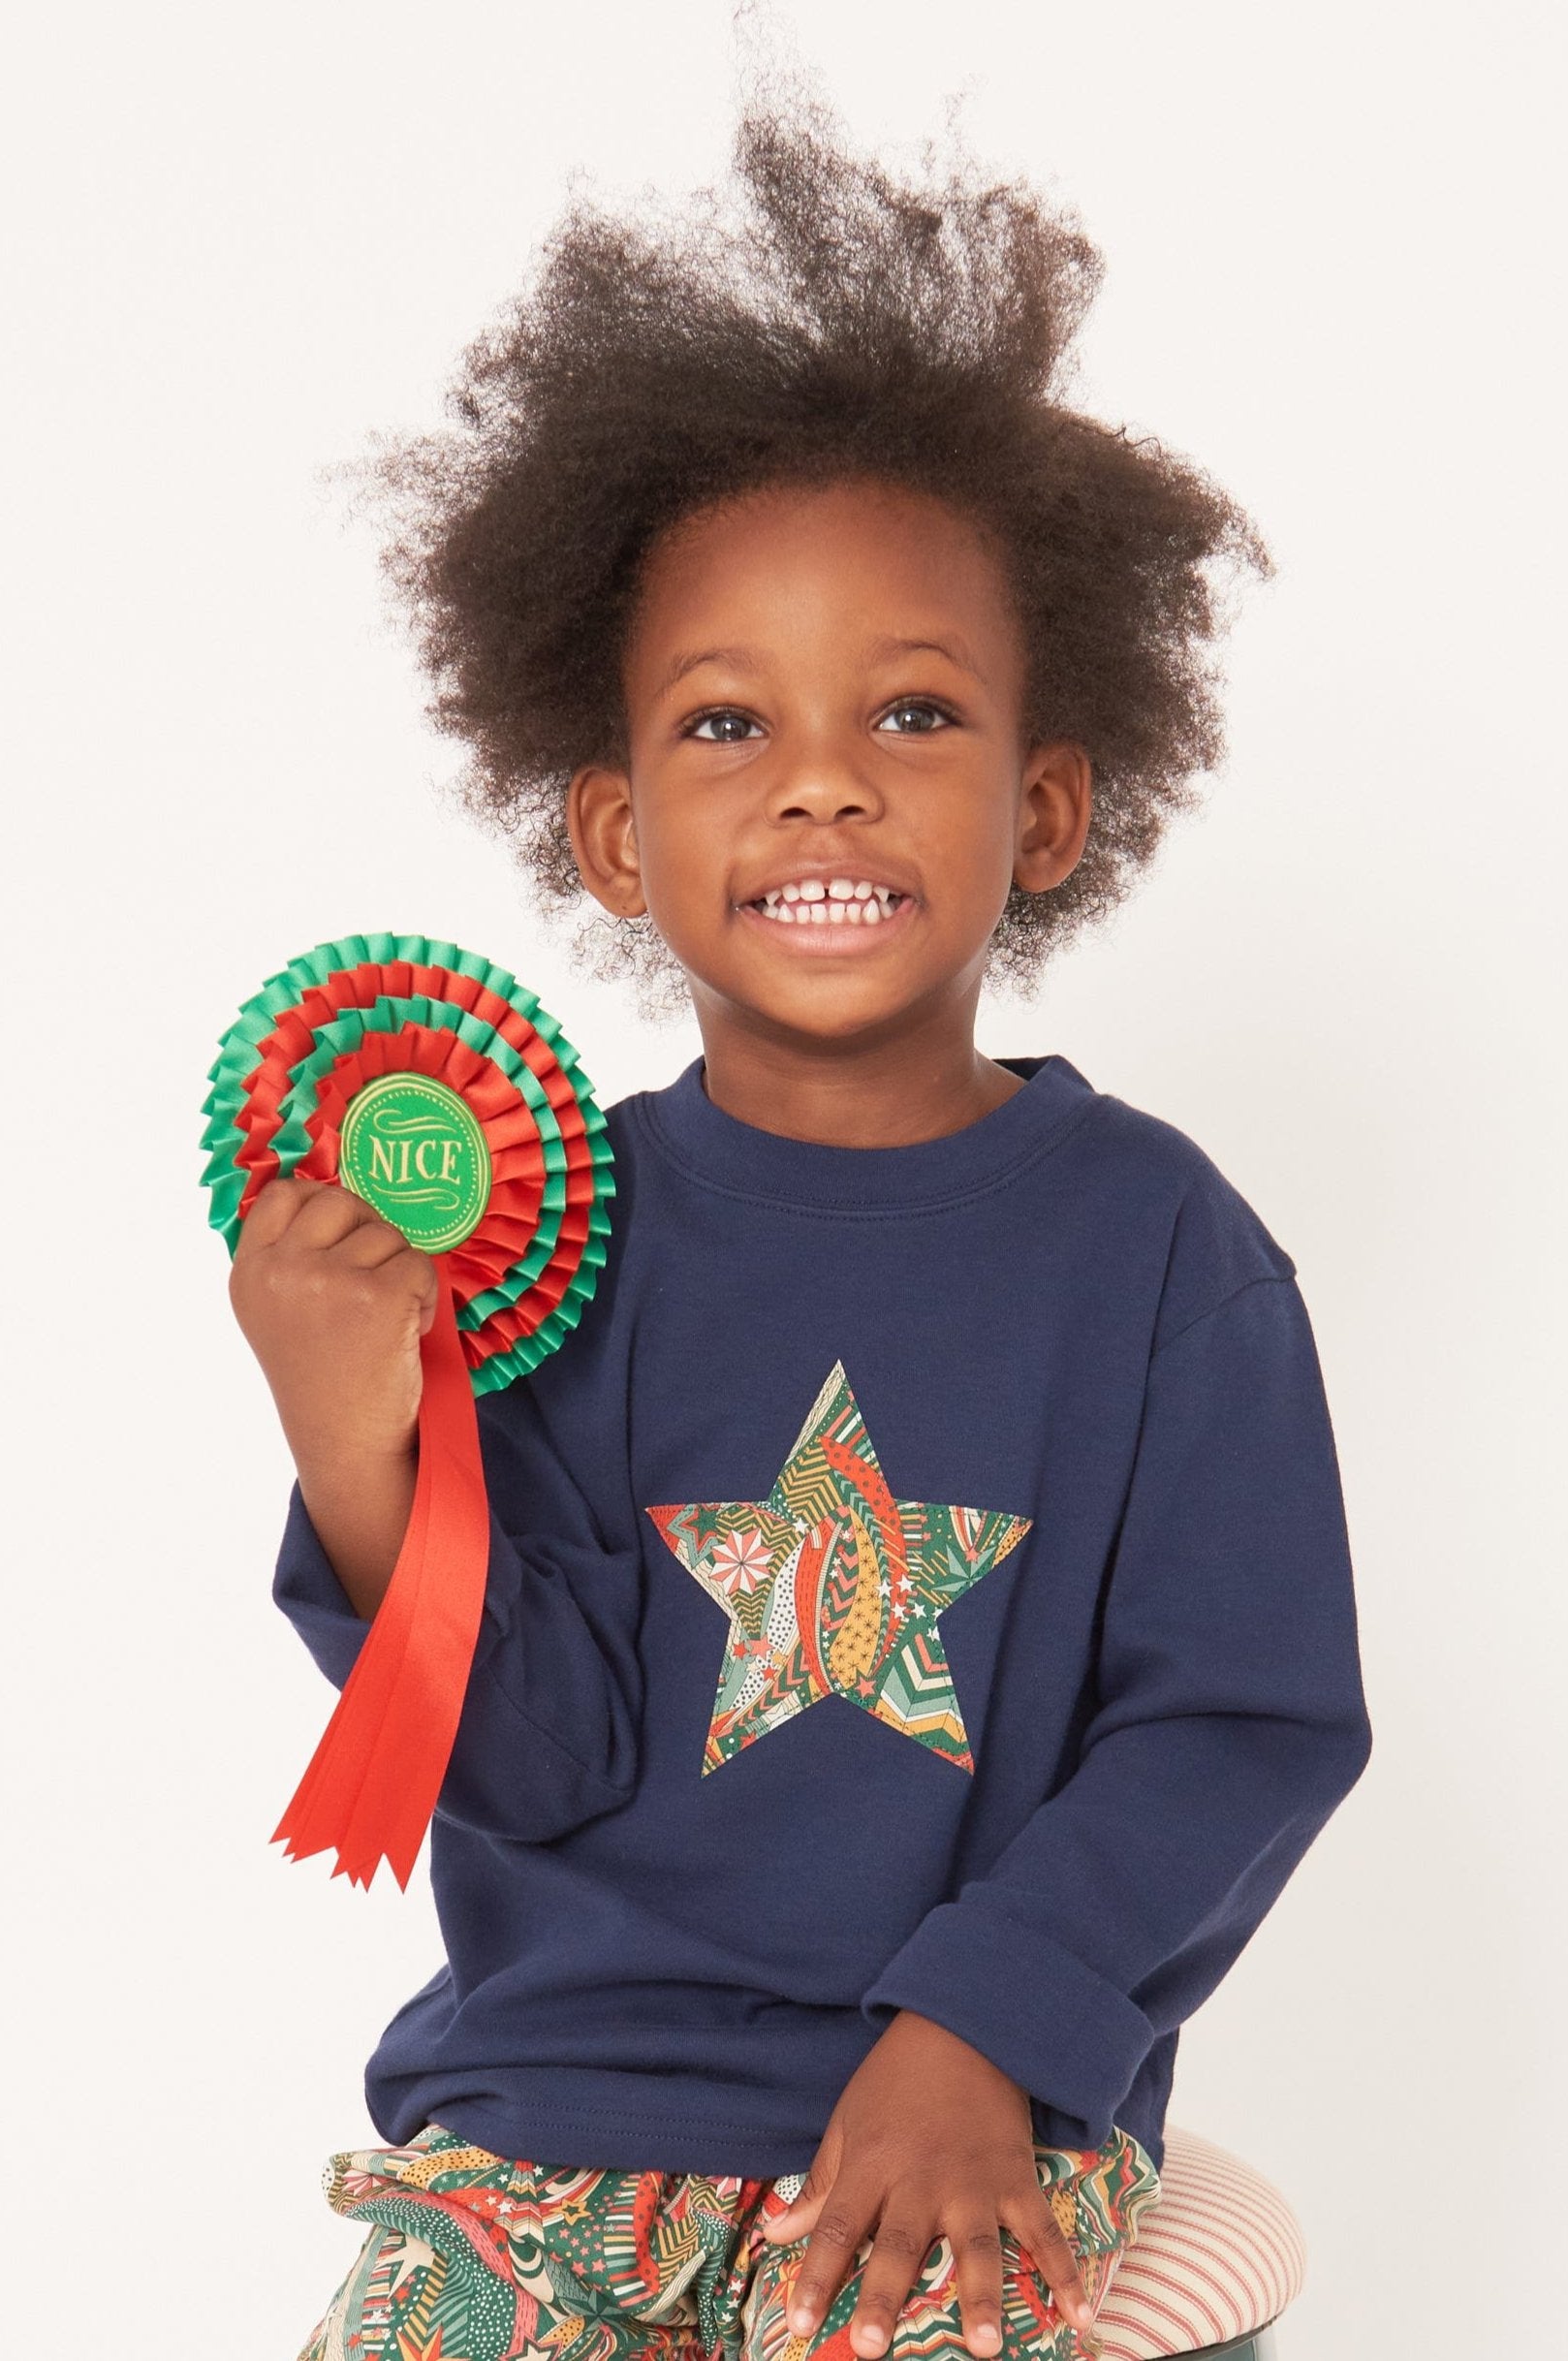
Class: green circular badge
338,1072,492,1253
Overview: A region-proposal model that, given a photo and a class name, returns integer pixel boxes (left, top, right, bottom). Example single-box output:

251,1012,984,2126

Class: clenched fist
230,1173,440,1464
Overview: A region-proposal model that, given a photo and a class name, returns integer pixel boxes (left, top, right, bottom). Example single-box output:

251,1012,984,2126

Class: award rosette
199,930,615,1893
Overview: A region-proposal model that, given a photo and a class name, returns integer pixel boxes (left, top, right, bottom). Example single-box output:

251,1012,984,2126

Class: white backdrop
4,5,1562,2356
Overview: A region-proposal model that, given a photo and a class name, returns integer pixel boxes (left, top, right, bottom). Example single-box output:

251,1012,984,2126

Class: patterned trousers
297,2118,1162,2361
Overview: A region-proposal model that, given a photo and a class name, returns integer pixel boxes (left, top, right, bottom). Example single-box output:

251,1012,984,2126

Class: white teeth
758,879,902,907
750,878,908,924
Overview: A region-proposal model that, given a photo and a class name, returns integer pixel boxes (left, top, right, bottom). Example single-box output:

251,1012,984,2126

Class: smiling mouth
741,882,912,929
736,889,917,956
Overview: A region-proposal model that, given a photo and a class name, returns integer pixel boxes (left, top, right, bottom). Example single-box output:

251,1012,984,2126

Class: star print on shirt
644,1360,1032,1777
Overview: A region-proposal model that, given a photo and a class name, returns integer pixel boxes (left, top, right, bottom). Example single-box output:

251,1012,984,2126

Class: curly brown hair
326,42,1273,1017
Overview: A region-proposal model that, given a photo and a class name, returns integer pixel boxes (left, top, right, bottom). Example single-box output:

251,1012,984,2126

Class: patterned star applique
644,1360,1031,1777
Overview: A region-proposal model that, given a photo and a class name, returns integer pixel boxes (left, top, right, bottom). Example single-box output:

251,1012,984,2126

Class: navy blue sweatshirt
272,1053,1372,2181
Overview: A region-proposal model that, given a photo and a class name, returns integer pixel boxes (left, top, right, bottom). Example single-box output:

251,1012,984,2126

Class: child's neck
693,1011,1027,1150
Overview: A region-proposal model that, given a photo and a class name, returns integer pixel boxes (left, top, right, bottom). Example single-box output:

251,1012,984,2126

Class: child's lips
735,894,919,952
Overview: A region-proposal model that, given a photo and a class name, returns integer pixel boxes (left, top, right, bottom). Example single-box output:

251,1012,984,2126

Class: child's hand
229,1174,439,1471
760,2009,1099,2359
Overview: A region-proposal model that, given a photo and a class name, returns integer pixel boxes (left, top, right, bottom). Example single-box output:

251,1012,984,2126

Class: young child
235,67,1372,2361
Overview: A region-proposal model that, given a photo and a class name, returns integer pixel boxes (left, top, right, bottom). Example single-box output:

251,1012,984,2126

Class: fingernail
790,2310,813,2336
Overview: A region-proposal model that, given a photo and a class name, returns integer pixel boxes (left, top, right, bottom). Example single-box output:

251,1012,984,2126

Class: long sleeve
271,1378,645,1846
860,1272,1374,2150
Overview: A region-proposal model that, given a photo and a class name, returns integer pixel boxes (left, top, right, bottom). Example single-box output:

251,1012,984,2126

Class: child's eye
685,708,761,742
683,698,956,742
876,697,956,734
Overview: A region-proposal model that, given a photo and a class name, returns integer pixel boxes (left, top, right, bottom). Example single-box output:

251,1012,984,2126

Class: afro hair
327,37,1273,1018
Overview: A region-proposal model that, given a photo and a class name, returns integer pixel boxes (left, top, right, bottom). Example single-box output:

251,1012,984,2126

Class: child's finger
1001,2193,1095,2338
784,2180,878,2340
764,2147,835,2240
843,2209,937,2356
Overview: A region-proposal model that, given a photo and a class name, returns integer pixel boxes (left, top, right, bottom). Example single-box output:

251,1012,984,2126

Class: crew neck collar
635,1052,1098,1212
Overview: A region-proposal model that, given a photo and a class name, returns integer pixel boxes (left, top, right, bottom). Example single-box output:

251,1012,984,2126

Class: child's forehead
625,476,1022,665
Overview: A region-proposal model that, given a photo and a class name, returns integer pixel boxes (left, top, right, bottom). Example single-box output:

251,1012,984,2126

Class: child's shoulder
1066,1067,1301,1334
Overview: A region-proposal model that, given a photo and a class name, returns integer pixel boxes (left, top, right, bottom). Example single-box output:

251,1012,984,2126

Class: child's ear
566,762,648,918
1014,740,1092,895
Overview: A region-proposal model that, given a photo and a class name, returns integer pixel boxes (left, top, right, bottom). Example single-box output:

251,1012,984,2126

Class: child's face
568,475,1089,1046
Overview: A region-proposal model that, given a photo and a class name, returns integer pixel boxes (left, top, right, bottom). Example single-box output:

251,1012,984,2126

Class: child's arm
291,1446,416,1623
766,1242,1371,2361
859,1268,1373,2152
236,1173,643,1846
271,1392,646,1845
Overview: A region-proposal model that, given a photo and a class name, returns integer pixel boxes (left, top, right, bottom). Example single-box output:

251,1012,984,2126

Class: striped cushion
1096,2124,1306,2358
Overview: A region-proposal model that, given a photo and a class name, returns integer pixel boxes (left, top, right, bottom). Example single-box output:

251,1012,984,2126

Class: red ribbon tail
268,1258,491,1892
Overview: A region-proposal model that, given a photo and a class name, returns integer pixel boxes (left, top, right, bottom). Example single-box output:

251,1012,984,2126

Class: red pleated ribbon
268,1253,491,1892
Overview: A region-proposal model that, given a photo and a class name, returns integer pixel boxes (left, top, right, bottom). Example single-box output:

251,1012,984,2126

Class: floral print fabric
297,2118,1162,2361
644,1360,1033,1777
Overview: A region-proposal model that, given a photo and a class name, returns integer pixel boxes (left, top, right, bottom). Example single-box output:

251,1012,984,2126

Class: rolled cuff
861,1896,1154,2149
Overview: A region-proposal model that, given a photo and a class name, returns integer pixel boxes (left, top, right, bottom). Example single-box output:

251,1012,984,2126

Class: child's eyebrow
653,633,987,699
